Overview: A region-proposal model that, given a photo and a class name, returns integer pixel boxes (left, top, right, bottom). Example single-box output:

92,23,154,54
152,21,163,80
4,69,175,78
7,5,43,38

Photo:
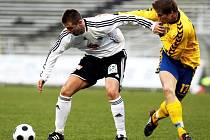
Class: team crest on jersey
108,64,118,74
87,43,99,49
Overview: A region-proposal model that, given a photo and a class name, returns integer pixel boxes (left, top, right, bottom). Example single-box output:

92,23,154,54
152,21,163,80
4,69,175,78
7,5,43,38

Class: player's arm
37,29,71,93
117,8,158,21
92,14,165,35
116,9,165,36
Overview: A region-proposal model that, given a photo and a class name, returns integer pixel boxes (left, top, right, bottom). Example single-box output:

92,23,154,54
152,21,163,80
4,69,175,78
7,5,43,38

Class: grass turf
0,85,210,140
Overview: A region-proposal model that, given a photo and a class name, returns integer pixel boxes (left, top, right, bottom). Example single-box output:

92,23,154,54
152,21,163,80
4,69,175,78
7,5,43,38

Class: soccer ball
13,124,35,140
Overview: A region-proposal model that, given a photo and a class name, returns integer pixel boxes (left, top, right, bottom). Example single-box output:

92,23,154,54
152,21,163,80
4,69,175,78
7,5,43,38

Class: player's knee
163,86,175,99
60,86,74,97
106,88,119,100
163,86,174,94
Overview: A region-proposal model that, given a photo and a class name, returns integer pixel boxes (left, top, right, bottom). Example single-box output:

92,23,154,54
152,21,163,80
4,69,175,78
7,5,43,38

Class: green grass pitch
0,85,210,140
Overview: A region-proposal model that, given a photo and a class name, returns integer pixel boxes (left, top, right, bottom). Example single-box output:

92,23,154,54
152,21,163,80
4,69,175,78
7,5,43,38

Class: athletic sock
177,127,186,137
166,99,186,136
110,96,126,137
55,95,72,134
153,101,169,123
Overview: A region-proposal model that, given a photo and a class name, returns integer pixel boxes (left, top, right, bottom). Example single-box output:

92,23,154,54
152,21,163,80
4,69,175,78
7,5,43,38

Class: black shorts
72,49,127,87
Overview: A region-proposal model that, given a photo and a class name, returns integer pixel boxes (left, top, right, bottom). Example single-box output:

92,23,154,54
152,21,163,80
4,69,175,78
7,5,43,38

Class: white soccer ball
13,124,35,140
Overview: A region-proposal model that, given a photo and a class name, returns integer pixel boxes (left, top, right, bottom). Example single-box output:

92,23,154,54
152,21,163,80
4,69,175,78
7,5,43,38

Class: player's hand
37,79,45,93
152,22,166,36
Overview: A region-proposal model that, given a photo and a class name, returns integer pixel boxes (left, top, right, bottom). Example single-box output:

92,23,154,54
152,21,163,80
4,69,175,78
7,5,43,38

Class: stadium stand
0,0,122,54
0,0,107,35
0,0,209,59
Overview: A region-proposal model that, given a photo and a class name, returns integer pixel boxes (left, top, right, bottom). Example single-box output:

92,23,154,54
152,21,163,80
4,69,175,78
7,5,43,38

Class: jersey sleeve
118,8,158,21
86,14,157,34
40,29,71,82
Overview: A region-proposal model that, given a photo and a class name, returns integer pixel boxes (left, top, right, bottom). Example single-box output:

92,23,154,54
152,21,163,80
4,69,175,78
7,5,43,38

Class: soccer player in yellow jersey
118,0,200,140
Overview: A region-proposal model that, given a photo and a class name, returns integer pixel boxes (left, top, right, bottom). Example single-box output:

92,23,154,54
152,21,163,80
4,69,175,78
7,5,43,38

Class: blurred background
0,0,210,93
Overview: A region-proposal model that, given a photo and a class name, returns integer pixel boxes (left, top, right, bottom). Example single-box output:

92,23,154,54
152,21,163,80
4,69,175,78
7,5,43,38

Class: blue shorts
159,51,196,101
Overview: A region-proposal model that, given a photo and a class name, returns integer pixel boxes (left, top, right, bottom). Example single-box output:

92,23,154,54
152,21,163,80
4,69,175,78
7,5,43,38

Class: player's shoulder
60,28,69,34
178,9,193,24
55,28,72,41
179,9,189,19
85,14,116,22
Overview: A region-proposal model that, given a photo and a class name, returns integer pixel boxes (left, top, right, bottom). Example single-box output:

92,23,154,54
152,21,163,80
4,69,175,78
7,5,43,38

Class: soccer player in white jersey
37,9,165,140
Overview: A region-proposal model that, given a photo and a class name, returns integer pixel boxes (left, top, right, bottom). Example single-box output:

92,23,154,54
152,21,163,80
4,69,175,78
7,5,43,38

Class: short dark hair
152,0,178,15
62,9,82,24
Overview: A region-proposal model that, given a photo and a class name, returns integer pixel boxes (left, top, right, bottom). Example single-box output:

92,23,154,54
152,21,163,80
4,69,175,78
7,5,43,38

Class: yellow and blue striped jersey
119,8,200,69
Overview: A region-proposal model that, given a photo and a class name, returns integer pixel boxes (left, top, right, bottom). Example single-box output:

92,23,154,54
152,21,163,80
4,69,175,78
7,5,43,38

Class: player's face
64,20,85,36
157,12,178,24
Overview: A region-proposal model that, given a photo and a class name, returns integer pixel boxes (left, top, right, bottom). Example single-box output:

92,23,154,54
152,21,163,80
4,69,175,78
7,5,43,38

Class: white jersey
40,14,156,81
